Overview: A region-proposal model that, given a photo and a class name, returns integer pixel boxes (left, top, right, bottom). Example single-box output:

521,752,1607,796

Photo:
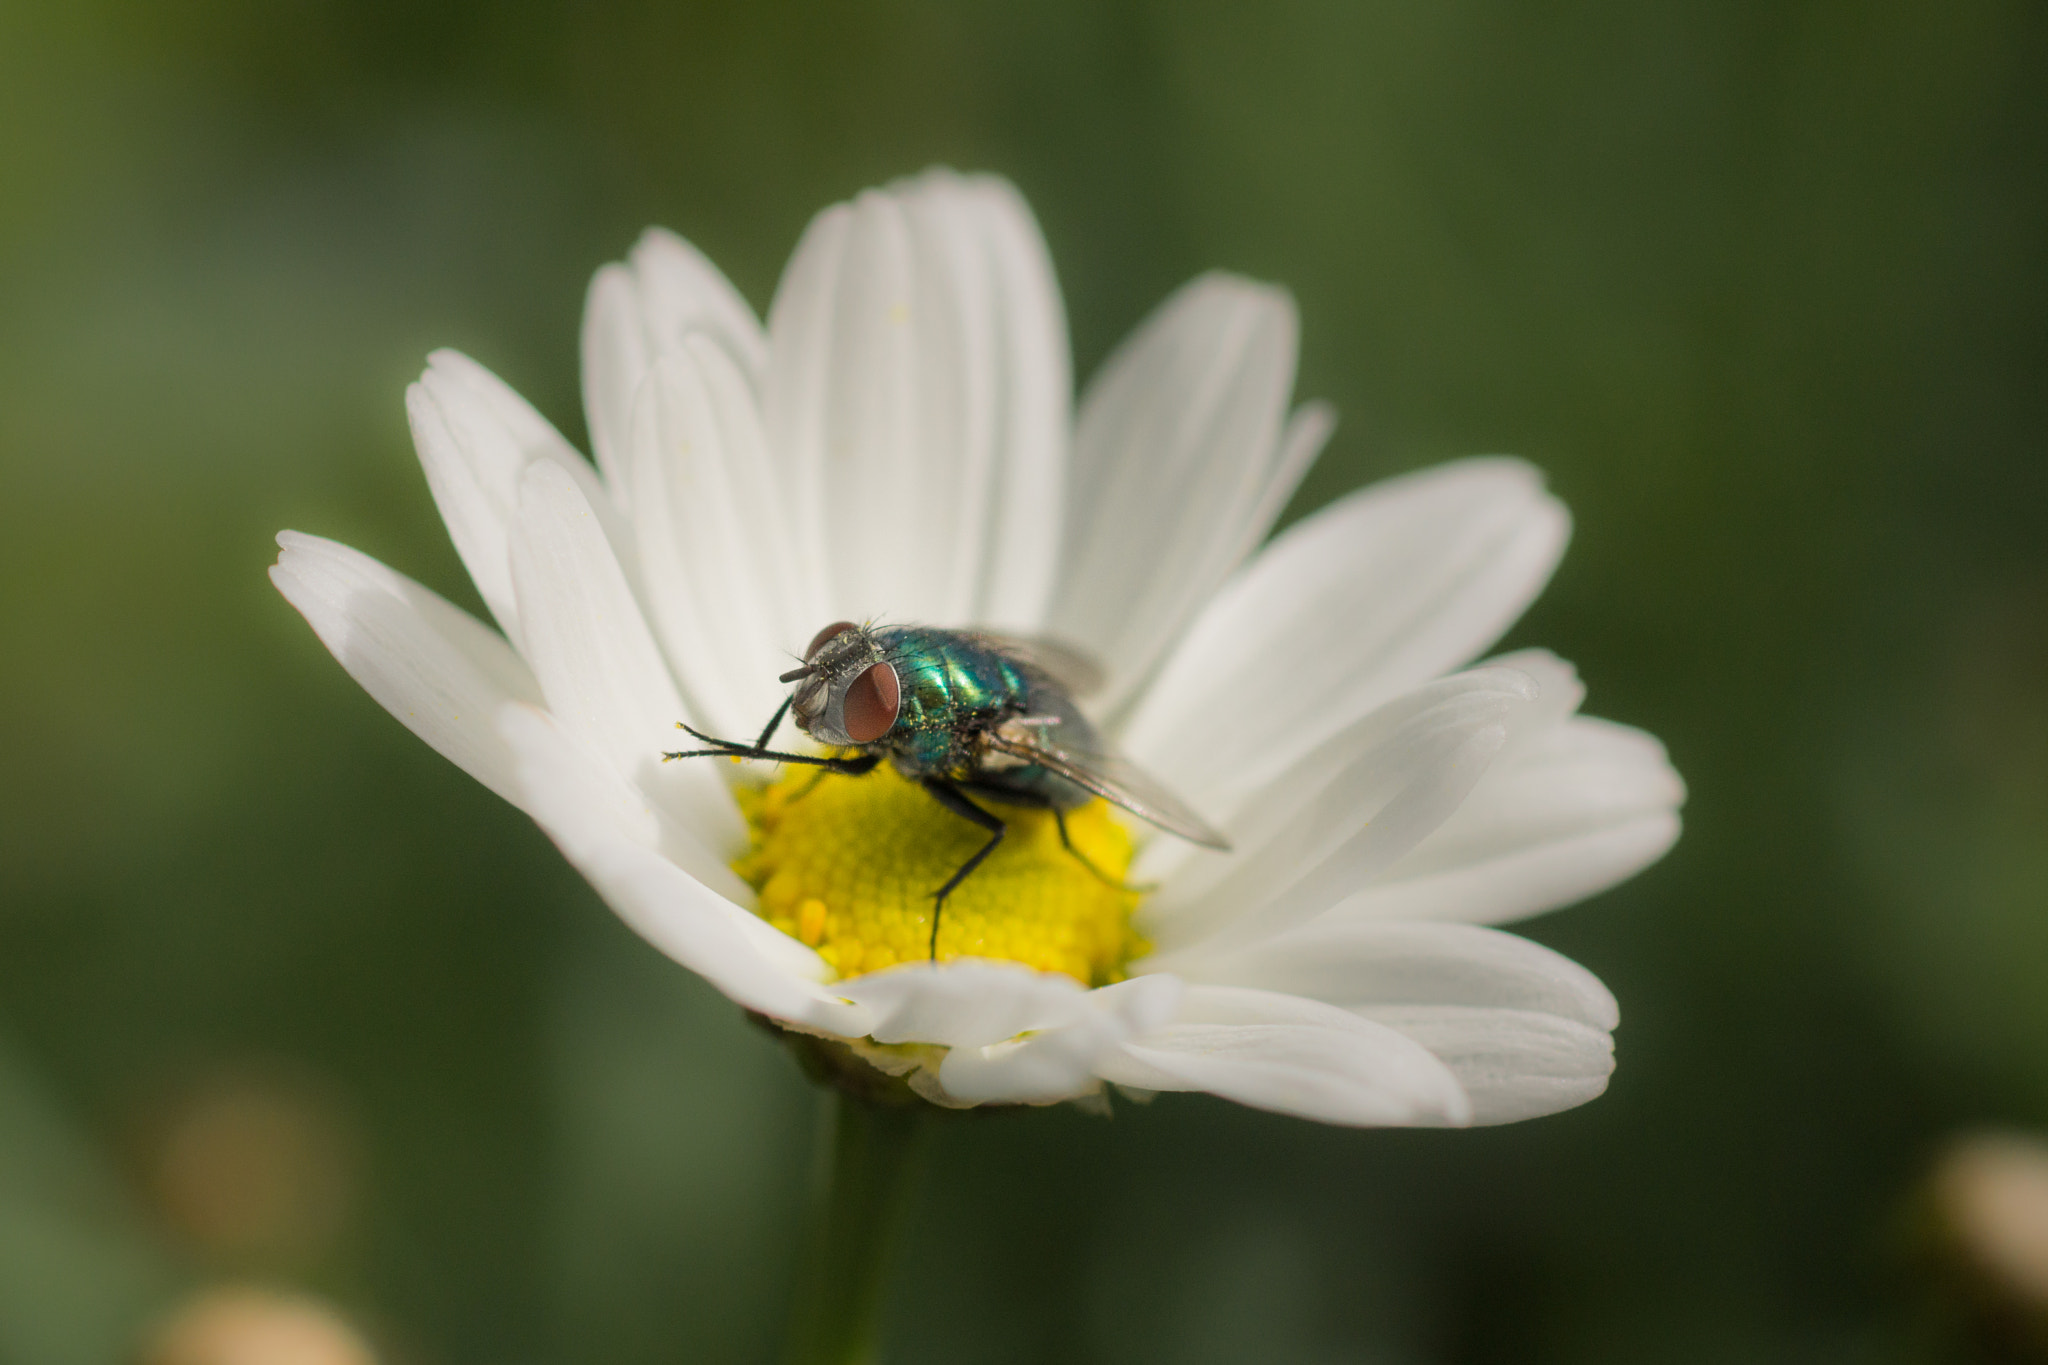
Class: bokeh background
3,2,2045,1361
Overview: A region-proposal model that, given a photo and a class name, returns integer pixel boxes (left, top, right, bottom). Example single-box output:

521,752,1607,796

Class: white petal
1121,457,1569,810
757,198,846,580
582,268,651,503
832,964,1180,1108
767,191,924,618
628,346,822,737
1176,920,1618,1030
271,532,542,808
406,350,623,649
1097,985,1470,1127
763,169,1069,627
507,460,741,847
1141,667,1537,953
1394,715,1683,879
1481,648,1586,754
887,172,1013,628
1326,715,1684,927
627,229,770,377
839,960,1093,1050
1050,274,1316,706
958,175,1071,630
493,703,749,902
499,705,865,1033
939,976,1184,1106
1362,1005,1614,1125
580,229,766,503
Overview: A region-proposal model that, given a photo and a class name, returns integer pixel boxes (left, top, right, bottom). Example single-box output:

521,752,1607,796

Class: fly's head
784,621,901,748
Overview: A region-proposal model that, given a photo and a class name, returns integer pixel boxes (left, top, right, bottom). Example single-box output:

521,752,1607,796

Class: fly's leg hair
663,716,881,777
752,694,793,750
920,778,1007,962
960,782,1147,894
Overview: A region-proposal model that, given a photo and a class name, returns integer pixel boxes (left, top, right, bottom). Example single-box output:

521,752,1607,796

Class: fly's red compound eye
841,662,900,743
806,621,857,660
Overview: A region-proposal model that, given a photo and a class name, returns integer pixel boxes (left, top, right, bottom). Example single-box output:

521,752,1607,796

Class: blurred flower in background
140,1286,376,1365
141,1065,360,1271
1920,1131,2048,1361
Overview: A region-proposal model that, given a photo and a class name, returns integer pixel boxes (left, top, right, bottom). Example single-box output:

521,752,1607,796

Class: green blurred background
3,1,2045,1361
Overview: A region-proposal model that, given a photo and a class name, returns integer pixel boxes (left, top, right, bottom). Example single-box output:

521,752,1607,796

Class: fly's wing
963,631,1108,698
985,730,1232,850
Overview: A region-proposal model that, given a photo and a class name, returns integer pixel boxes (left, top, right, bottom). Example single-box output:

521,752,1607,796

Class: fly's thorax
788,623,1023,750
879,627,1032,729
784,623,1121,818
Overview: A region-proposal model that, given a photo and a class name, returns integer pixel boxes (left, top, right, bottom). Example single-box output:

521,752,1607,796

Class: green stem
782,1092,924,1365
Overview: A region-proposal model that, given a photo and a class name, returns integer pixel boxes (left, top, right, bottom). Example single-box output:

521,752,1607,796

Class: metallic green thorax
872,626,1094,806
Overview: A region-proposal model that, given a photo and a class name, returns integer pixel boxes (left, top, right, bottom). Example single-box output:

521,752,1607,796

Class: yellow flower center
734,764,1146,987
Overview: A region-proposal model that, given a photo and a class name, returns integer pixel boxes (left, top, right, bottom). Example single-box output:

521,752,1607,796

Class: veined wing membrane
985,731,1231,850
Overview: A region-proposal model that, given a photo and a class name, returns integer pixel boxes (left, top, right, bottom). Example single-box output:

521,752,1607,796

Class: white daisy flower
272,169,1683,1129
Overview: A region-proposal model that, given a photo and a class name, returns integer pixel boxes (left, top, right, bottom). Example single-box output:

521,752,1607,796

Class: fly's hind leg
960,782,1147,894
1049,806,1151,893
919,779,1007,962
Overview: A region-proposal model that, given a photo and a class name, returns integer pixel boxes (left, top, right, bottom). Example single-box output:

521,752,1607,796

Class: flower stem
782,1091,924,1365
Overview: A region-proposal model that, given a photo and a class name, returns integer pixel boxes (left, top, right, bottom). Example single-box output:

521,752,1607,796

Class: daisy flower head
272,169,1684,1128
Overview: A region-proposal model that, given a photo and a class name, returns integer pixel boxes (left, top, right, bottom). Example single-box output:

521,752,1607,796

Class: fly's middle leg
1049,806,1151,892
919,778,1007,962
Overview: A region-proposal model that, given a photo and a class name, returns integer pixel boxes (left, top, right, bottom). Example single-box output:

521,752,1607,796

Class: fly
664,622,1230,960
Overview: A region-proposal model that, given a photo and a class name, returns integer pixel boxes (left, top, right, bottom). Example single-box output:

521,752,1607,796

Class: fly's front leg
919,778,1007,961
664,717,880,776
752,694,793,750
